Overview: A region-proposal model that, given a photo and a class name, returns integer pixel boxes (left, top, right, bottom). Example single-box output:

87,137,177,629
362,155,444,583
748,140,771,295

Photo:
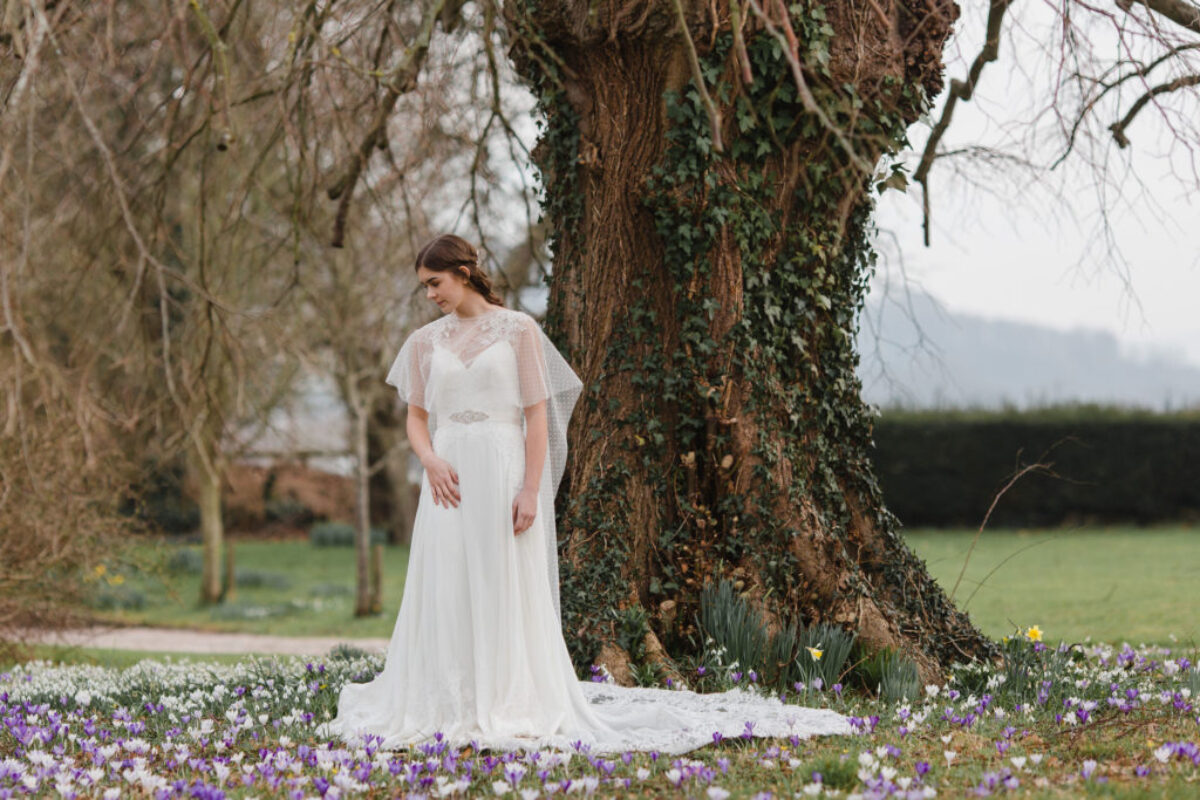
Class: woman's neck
452,295,497,319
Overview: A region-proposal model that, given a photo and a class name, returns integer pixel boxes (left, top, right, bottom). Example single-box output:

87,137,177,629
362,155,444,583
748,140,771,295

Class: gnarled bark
508,0,992,683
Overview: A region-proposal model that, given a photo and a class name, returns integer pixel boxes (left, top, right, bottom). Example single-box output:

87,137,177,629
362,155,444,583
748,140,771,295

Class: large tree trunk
510,0,994,682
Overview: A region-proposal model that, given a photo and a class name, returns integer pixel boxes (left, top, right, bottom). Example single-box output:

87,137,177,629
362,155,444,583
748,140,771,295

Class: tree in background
0,1,545,633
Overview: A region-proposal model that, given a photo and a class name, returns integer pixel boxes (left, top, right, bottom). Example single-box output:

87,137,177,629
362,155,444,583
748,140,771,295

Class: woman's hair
414,234,504,307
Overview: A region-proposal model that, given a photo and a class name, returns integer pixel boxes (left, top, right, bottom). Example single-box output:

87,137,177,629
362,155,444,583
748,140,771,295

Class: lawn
89,538,411,639
6,527,1200,797
88,526,1200,648
903,525,1200,646
0,644,250,671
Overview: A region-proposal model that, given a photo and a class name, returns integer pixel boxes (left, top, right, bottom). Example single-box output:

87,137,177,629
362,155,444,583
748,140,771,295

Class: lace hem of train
321,682,851,757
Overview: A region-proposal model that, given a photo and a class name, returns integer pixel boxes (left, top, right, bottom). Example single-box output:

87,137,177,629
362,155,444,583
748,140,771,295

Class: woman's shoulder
481,305,540,336
406,306,538,342
496,306,541,328
403,314,450,346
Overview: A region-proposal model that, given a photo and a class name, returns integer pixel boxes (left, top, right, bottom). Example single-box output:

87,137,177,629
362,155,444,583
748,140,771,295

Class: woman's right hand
423,455,461,508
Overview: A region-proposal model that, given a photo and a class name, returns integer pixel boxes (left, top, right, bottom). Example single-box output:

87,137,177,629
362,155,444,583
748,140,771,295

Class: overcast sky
869,0,1200,368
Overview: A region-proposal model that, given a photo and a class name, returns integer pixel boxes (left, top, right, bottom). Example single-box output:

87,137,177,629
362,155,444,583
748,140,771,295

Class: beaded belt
437,407,523,428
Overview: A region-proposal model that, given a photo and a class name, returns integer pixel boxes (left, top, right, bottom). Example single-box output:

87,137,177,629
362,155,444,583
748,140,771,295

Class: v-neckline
437,339,506,370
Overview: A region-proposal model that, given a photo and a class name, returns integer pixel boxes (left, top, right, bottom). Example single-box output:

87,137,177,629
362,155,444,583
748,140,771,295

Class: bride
318,234,851,755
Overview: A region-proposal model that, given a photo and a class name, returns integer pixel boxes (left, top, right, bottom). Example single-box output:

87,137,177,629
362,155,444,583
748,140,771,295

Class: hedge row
872,409,1200,527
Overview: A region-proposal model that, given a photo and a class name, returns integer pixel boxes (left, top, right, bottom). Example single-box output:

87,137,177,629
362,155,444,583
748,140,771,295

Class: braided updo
414,234,504,307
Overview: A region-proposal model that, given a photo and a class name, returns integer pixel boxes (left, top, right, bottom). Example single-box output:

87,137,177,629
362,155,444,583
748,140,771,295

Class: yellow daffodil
1025,625,1043,642
805,646,823,661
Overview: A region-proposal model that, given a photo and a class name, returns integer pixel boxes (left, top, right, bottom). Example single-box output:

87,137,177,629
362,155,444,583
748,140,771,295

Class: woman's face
417,265,469,314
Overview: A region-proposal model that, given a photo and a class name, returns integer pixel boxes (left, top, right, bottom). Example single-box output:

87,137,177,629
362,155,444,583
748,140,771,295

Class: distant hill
856,290,1200,409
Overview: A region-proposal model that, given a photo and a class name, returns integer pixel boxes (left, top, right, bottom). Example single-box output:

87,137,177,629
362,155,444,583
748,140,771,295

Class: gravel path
15,625,389,657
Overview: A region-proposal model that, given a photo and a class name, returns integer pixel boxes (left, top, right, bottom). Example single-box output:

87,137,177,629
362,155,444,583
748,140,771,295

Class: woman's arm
521,399,548,493
406,405,436,465
512,399,547,534
408,405,460,508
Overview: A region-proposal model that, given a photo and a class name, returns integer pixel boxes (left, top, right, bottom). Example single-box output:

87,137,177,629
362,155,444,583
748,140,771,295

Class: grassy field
904,525,1200,646
0,644,250,671
89,538,411,639
86,526,1200,647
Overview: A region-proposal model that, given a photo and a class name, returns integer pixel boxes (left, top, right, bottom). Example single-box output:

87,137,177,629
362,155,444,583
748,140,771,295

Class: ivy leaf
877,171,908,195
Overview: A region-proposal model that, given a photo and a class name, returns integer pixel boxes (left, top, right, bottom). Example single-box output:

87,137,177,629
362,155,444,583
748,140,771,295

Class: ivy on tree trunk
506,0,995,683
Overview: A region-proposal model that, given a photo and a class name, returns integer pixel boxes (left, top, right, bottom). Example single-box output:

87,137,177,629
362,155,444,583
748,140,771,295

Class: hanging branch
187,0,237,149
1110,72,1200,145
913,0,1017,247
327,0,448,247
1052,42,1200,167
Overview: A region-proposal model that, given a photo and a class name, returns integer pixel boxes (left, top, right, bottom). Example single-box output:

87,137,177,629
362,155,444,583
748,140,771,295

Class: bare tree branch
1110,71,1200,145
1117,0,1200,36
327,0,448,247
1052,42,1200,167
914,0,1017,247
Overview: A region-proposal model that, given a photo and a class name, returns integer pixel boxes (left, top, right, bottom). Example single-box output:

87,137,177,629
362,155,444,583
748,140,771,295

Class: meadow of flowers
2,631,1199,798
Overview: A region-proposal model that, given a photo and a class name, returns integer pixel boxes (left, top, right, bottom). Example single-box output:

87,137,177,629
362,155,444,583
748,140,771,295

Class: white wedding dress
317,306,850,755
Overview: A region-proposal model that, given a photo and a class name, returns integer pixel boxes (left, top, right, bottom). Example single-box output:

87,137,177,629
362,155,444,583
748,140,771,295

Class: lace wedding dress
317,306,851,755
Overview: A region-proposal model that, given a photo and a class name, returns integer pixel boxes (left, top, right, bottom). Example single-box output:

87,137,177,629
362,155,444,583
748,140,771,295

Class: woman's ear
458,265,471,284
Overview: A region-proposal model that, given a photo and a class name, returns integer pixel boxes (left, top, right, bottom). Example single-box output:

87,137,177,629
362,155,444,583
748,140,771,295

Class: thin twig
948,456,1053,603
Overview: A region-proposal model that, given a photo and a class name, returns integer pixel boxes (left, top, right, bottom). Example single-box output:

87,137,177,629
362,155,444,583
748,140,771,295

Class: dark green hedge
872,407,1200,527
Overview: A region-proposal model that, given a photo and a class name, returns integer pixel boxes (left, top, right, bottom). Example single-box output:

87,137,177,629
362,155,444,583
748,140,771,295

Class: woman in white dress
318,234,851,755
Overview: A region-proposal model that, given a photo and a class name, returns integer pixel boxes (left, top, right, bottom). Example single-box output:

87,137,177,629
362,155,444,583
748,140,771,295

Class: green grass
85,526,1200,649
0,644,250,671
88,539,411,638
904,524,1200,645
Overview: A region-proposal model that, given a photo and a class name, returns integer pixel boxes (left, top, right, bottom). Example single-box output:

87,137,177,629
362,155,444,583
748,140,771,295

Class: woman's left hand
512,487,538,535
